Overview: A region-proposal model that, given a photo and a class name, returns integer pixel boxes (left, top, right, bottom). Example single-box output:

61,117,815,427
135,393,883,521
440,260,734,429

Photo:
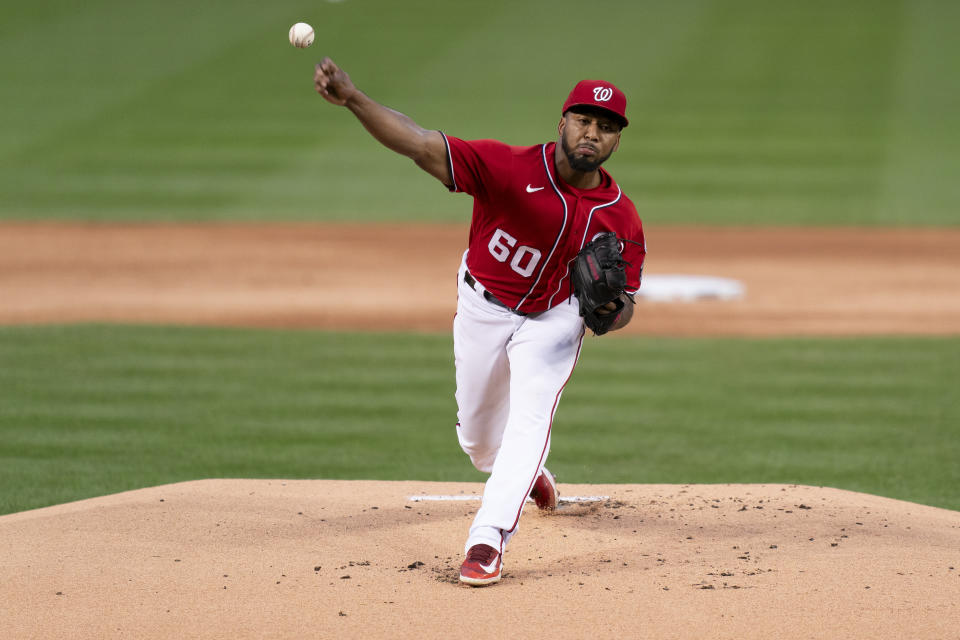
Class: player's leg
453,260,525,472
465,299,585,551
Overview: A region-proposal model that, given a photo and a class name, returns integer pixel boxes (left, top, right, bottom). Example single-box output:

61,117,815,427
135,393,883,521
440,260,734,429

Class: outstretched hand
314,57,357,106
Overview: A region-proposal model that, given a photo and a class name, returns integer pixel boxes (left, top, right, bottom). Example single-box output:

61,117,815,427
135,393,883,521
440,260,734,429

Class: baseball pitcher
313,58,645,586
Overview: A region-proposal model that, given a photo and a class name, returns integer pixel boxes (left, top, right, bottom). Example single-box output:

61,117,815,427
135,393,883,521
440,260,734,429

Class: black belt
463,271,527,316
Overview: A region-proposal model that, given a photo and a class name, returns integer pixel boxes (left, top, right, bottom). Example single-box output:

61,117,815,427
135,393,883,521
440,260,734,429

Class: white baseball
288,22,315,49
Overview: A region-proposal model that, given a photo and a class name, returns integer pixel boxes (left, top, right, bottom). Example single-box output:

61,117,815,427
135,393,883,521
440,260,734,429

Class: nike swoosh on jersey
526,184,545,193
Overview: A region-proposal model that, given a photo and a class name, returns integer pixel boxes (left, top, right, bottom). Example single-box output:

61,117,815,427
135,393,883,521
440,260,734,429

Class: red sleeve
623,224,646,295
616,195,646,295
441,135,512,200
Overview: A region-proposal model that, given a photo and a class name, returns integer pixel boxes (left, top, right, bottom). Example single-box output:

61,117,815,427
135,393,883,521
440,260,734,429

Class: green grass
1,325,957,515
1,0,958,224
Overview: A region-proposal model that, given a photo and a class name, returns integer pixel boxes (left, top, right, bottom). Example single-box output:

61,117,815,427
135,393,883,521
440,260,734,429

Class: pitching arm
314,57,452,186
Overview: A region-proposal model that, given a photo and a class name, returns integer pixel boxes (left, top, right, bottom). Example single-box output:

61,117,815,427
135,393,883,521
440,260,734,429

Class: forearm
315,57,450,183
345,91,436,161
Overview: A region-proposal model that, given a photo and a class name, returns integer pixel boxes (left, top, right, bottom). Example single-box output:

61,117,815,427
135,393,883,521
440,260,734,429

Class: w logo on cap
593,87,614,102
563,79,629,127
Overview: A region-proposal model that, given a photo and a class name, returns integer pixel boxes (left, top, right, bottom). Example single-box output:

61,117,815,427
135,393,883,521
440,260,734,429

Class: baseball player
313,58,645,586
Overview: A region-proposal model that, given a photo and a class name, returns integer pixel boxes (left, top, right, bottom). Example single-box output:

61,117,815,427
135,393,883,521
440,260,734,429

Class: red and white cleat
459,544,502,586
529,467,559,511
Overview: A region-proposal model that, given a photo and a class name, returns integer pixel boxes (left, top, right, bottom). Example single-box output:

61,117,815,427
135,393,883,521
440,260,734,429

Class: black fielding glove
570,232,629,336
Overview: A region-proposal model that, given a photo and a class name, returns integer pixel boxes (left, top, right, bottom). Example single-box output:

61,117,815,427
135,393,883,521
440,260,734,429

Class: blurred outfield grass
1,0,958,224
1,326,957,515
1,2,958,516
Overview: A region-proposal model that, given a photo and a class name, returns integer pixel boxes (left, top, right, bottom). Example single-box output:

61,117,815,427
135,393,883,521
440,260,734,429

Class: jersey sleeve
441,135,512,199
622,224,646,296
613,195,646,296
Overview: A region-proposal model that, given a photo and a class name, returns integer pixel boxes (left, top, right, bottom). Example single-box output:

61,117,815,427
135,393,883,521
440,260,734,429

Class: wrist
343,88,366,110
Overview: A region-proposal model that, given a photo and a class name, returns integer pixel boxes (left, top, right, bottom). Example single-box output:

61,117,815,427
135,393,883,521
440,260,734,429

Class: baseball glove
570,232,631,336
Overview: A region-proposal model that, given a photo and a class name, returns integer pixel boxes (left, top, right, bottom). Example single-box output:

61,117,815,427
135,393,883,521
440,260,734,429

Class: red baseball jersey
442,134,646,314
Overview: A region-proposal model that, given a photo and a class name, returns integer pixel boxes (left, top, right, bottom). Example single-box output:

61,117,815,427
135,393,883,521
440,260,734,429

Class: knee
462,443,497,473
457,427,497,473
468,452,495,473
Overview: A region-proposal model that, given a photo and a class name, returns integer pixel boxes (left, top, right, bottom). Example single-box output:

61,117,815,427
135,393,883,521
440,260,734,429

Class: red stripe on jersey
546,187,623,307
515,144,568,311
440,132,458,192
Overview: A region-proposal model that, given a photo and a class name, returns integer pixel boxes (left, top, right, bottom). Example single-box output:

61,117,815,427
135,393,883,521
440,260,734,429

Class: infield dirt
1,480,958,639
2,223,960,335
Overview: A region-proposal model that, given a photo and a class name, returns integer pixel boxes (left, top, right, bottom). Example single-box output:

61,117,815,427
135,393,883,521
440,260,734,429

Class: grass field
1,325,957,515
1,2,957,519
1,0,958,224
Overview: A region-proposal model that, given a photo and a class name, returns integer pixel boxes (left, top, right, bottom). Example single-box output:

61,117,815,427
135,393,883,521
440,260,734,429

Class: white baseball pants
454,252,585,554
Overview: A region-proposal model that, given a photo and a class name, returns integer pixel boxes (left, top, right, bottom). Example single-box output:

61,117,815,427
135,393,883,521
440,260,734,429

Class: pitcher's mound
1,480,957,639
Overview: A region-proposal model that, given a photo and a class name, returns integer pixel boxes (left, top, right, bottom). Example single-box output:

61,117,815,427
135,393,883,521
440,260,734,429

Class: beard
561,131,613,172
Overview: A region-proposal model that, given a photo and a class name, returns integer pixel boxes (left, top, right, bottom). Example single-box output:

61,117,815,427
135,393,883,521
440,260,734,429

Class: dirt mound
2,479,957,639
